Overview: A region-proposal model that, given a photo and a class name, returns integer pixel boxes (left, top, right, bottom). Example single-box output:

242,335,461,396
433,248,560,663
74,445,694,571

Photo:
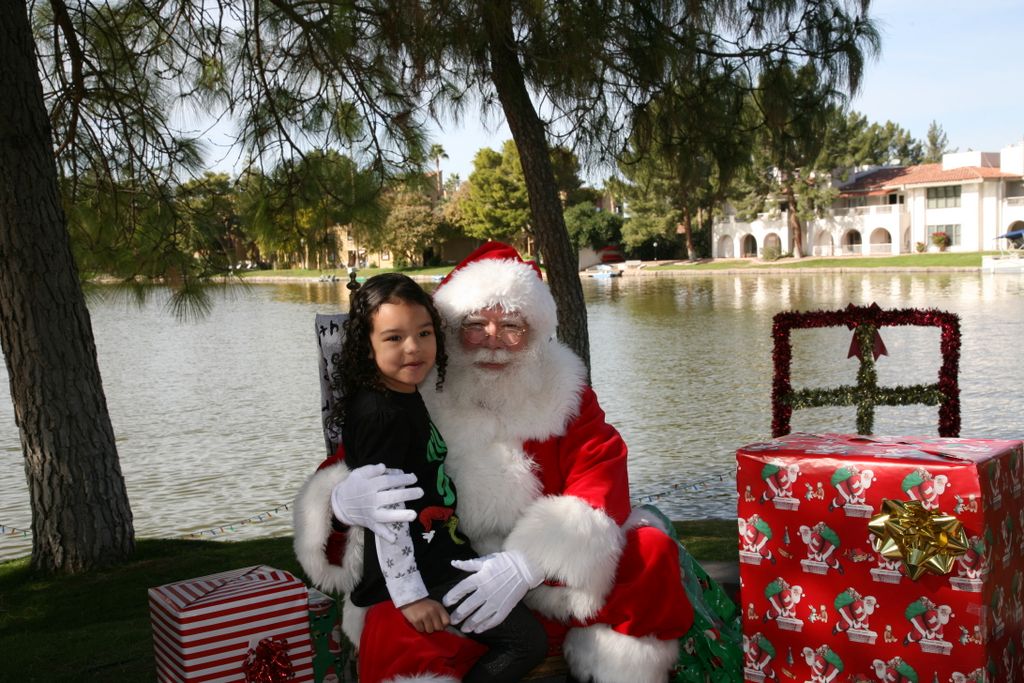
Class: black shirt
342,387,476,607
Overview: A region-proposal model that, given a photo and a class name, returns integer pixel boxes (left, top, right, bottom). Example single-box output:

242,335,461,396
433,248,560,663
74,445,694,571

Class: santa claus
828,466,874,511
293,243,693,683
763,578,802,622
903,597,953,645
832,589,877,636
801,645,843,683
871,657,917,683
900,468,949,510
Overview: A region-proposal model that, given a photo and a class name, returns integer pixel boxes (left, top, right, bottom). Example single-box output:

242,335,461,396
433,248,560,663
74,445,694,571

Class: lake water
2,272,1023,561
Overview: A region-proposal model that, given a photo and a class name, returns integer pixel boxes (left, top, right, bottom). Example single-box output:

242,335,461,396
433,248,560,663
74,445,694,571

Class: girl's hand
399,598,450,633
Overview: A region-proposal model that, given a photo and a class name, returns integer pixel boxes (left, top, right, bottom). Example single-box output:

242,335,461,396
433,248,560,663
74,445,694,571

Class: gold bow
867,498,969,580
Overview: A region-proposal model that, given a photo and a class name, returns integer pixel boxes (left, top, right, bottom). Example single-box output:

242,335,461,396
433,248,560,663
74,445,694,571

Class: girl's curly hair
328,273,447,427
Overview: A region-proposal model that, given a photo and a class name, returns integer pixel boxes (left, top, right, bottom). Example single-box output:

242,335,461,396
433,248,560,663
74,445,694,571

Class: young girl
334,273,547,683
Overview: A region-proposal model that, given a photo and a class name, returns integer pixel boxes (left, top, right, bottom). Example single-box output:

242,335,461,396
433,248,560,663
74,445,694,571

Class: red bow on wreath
244,637,295,683
846,303,888,361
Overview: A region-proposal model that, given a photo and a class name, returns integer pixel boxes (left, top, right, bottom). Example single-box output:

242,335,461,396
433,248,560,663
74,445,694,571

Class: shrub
761,245,782,261
931,232,951,249
915,241,927,253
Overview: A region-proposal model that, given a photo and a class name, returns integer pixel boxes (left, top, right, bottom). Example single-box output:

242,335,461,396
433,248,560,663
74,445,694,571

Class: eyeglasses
460,320,528,345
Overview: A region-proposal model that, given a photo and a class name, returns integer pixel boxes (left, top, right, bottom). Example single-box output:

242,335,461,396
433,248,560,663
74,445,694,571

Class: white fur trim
292,461,364,594
341,598,366,653
433,256,558,341
383,676,459,683
507,495,625,621
564,624,679,683
622,506,671,536
436,436,543,552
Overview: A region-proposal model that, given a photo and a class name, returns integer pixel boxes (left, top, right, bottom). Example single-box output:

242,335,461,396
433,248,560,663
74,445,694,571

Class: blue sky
430,0,1024,183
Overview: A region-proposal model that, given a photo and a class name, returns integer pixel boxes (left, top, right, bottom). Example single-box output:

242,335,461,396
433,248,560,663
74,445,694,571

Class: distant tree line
64,111,952,288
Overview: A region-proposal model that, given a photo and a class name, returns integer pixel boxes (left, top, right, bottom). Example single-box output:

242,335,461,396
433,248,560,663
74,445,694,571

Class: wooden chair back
315,312,347,456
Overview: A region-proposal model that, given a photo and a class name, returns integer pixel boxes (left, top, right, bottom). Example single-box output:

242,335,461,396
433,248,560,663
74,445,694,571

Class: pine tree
924,121,955,163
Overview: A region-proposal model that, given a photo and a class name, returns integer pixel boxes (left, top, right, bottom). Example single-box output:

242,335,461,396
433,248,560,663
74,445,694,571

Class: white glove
443,550,543,633
330,463,423,543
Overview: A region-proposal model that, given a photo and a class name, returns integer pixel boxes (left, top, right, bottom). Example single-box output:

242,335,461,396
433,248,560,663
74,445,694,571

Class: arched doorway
741,234,758,257
717,235,735,258
843,230,862,255
869,228,892,255
763,232,782,257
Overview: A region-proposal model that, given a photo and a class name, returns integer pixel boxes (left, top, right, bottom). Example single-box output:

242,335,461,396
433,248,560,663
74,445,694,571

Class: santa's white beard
444,341,548,414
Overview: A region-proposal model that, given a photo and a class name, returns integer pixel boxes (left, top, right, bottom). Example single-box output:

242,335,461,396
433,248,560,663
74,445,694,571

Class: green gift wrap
307,588,355,683
638,506,743,683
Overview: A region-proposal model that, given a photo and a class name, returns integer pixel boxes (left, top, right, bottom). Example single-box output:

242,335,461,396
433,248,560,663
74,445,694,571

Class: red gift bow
244,637,295,682
846,303,888,361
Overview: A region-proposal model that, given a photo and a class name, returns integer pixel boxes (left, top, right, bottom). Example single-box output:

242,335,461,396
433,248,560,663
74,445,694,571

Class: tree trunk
0,2,134,572
680,209,695,261
783,184,804,258
482,1,591,373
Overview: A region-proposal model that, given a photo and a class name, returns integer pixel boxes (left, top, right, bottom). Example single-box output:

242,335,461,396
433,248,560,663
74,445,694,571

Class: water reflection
584,272,1024,521
1,272,1022,560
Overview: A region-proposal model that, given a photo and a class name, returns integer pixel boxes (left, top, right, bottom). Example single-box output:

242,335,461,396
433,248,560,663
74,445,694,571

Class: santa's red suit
293,243,693,683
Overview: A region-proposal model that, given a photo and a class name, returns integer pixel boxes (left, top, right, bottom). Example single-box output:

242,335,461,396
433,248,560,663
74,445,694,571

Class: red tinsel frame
772,303,961,438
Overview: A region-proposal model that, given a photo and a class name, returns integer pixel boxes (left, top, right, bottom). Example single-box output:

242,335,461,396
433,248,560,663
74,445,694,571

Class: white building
713,143,1024,258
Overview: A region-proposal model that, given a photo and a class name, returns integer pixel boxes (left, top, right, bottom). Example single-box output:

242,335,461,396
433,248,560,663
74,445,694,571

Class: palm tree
429,144,448,198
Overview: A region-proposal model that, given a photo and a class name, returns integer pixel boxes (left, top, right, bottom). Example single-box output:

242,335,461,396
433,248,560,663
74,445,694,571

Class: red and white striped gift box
149,565,314,682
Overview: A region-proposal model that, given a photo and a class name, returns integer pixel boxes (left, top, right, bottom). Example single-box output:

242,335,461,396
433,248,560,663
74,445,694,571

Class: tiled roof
840,163,1021,195
898,164,1019,185
839,166,911,194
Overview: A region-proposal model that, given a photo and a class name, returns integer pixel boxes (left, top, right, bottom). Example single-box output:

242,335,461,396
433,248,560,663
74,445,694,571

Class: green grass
674,519,739,561
0,526,736,681
0,538,305,682
655,251,988,271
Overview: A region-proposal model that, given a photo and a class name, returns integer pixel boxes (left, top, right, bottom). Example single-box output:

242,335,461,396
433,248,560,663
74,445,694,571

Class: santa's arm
292,450,366,594
294,416,423,593
504,387,634,621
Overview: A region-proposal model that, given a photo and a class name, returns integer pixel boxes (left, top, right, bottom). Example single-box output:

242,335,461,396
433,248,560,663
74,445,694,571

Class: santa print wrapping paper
149,565,314,682
736,433,1024,683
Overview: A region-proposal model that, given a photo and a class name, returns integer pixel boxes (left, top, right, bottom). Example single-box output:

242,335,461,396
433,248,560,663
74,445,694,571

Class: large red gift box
736,433,1024,682
149,565,315,682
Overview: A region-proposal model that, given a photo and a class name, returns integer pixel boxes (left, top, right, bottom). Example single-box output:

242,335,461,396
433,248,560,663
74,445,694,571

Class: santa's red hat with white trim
433,242,557,340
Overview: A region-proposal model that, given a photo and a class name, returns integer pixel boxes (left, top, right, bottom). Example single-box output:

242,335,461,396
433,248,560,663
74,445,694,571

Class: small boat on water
982,255,1024,273
982,229,1024,272
585,264,623,279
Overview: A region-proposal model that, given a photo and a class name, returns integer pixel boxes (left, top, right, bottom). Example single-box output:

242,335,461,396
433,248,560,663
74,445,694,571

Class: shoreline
584,264,982,276
232,264,985,284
